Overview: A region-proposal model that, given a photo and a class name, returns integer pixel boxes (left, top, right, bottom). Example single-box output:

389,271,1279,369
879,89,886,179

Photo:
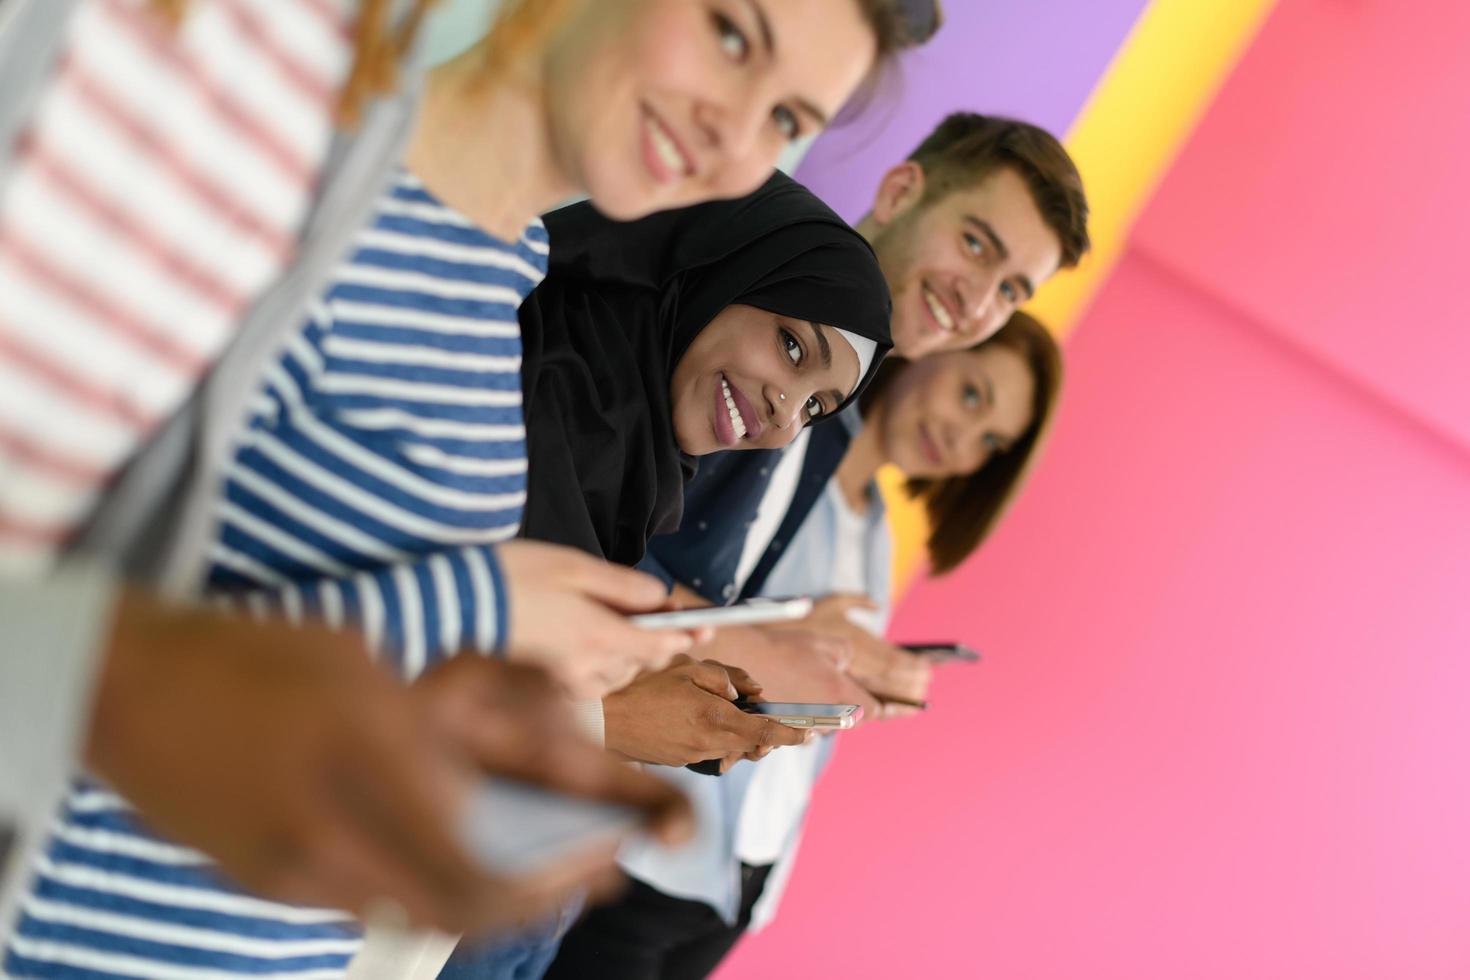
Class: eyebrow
963,215,1008,261
808,320,832,370
964,215,1036,300
739,0,776,59
738,0,832,130
794,99,831,129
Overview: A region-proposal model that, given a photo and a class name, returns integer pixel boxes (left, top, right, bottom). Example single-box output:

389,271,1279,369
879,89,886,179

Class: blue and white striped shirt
210,168,546,677
6,170,548,979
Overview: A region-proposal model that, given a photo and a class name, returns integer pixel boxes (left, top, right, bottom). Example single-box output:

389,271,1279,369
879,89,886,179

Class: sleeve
869,511,896,637
0,563,118,929
0,564,117,819
245,543,510,681
634,551,676,593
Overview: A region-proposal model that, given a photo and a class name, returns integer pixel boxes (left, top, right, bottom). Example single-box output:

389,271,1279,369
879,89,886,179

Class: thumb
811,635,853,671
567,556,671,613
717,662,764,699
686,660,739,701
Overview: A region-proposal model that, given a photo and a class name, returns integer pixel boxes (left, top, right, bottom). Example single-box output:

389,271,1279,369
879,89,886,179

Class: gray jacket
0,0,429,932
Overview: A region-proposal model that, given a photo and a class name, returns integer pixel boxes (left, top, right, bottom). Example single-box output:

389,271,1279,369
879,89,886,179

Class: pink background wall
722,1,1470,976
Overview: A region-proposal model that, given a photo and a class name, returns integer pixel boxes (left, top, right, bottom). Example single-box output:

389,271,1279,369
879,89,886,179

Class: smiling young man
863,111,1090,357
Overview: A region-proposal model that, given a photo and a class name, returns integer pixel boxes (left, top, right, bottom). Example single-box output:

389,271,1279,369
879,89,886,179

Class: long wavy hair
860,310,1064,574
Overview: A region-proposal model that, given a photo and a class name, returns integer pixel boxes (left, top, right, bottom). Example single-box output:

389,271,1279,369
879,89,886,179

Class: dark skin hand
602,654,809,773
87,591,692,936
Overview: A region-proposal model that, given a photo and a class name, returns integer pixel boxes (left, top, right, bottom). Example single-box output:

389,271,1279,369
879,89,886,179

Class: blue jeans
437,897,582,980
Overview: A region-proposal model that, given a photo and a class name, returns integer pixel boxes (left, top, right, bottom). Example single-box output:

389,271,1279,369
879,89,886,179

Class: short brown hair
908,113,1090,269
862,310,1064,575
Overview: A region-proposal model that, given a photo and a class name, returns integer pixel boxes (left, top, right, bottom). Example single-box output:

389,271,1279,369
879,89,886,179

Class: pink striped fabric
0,0,354,573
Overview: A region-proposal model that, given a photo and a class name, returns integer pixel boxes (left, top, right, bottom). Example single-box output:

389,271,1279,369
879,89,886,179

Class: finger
811,635,853,671
597,619,696,672
881,659,934,701
716,662,764,698
295,807,461,930
879,701,925,721
322,739,495,920
685,660,738,700
565,557,671,613
722,713,806,752
744,744,774,763
650,627,697,662
816,593,880,615
842,678,884,726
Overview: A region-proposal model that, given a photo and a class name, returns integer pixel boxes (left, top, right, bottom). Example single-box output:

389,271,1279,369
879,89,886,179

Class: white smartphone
737,700,861,730
630,596,813,631
460,779,643,878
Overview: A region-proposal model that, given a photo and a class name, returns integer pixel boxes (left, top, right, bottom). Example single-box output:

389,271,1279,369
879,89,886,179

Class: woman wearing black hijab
517,172,892,566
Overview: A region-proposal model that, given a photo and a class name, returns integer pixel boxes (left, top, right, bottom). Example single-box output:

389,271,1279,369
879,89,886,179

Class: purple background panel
794,0,1151,223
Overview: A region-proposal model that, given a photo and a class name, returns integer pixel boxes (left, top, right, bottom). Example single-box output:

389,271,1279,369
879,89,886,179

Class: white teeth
720,377,747,439
648,117,687,176
924,288,956,331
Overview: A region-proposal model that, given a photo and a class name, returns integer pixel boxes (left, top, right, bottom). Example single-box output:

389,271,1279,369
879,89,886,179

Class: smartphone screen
742,702,856,717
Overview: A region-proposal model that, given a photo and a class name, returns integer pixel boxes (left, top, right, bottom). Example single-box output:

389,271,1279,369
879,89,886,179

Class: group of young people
0,1,1088,978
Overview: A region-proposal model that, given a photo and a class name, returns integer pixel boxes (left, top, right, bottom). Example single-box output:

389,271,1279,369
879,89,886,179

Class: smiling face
542,0,877,221
868,165,1064,359
670,303,861,456
877,344,1036,479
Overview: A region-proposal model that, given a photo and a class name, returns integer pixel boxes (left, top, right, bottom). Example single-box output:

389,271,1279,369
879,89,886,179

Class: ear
870,161,927,226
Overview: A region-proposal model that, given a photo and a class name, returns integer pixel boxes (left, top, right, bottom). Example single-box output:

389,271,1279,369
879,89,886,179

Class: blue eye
999,281,1018,303
963,232,985,257
713,14,749,61
962,384,981,409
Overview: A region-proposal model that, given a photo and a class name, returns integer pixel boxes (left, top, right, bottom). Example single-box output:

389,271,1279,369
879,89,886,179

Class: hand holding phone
603,656,808,769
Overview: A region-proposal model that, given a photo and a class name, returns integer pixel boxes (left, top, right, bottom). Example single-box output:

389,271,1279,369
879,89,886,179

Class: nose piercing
779,392,786,401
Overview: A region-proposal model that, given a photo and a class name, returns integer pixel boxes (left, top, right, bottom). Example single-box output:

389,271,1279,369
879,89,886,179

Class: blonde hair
147,0,441,126
480,0,578,77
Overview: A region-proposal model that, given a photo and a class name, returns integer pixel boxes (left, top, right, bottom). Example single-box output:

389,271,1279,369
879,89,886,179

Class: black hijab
518,173,892,564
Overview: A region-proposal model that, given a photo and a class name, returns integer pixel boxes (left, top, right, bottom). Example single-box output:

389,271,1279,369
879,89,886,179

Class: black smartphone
900,642,981,664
